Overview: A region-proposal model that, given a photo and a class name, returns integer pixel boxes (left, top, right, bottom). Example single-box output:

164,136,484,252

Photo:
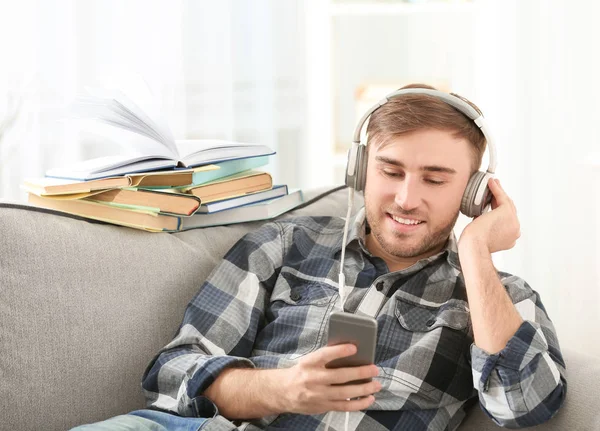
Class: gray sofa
1,187,598,431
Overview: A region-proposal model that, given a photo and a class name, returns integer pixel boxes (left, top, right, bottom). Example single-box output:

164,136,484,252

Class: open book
24,169,194,196
47,87,275,181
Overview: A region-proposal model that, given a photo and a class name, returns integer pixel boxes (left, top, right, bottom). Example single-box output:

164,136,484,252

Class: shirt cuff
470,320,549,393
191,395,220,418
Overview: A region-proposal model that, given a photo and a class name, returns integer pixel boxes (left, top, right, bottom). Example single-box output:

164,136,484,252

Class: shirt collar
334,206,462,272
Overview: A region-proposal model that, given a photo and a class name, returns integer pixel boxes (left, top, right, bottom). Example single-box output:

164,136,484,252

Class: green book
191,155,271,186
139,155,272,190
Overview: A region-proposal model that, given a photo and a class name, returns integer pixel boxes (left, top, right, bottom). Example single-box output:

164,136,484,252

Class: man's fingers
327,395,376,412
326,365,379,385
487,178,511,206
325,380,382,401
489,195,499,211
302,344,357,367
492,178,519,214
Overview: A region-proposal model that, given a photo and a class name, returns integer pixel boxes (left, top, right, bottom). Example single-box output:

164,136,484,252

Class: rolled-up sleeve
470,277,567,428
141,222,284,417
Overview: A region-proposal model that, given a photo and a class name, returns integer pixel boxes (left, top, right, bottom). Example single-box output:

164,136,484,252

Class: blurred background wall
1,0,598,356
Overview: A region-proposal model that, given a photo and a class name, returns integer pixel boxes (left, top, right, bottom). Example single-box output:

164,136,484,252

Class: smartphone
325,311,378,385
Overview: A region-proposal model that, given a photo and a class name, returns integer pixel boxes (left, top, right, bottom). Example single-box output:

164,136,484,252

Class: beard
365,201,459,259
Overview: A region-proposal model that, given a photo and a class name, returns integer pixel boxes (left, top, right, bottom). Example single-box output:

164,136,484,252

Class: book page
102,74,176,147
175,139,274,167
72,98,165,145
79,120,176,160
84,85,177,156
46,154,174,177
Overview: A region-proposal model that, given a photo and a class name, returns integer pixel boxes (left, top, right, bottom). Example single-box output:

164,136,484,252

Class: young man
74,85,566,431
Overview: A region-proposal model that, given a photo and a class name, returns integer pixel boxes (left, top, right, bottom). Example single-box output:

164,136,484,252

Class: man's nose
395,177,421,211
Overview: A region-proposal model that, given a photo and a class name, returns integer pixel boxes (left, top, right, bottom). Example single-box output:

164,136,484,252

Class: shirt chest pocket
270,282,335,306
378,296,473,405
395,298,470,332
259,282,337,358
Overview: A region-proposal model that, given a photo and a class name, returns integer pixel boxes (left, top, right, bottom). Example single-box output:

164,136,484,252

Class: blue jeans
71,409,209,431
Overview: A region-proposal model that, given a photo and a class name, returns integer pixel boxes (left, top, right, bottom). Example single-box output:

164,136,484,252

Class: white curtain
0,0,306,201
473,0,600,356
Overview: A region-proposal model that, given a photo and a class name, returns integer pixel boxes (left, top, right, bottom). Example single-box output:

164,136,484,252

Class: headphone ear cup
355,145,367,192
346,144,367,191
461,171,493,217
345,146,358,190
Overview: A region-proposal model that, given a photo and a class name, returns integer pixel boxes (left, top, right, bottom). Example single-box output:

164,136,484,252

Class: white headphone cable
324,186,355,431
338,186,355,310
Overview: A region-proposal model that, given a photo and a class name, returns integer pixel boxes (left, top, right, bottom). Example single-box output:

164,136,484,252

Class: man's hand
279,344,381,415
457,178,524,354
459,178,521,253
202,344,380,420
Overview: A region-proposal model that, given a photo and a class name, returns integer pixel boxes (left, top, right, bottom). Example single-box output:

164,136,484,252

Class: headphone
345,88,497,218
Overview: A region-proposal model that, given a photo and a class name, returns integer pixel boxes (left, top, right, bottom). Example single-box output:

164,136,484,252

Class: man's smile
386,213,426,232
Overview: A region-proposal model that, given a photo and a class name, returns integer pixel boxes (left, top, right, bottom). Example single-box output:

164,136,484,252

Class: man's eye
425,179,445,185
383,171,402,178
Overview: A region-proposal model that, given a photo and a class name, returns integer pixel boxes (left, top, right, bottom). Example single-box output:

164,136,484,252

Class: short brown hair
366,83,486,173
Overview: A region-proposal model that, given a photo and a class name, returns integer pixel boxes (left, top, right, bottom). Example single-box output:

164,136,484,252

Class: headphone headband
349,88,497,175
345,88,497,217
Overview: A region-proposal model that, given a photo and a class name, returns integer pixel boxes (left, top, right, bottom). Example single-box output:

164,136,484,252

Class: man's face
364,128,473,260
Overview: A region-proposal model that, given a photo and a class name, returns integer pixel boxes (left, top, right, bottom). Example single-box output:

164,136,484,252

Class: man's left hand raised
459,178,521,254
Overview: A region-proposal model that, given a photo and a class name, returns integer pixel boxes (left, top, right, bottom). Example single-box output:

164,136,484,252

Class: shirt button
290,292,301,302
426,318,436,327
376,282,384,292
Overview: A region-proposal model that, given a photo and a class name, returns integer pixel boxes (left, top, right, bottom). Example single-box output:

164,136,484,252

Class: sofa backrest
0,186,361,431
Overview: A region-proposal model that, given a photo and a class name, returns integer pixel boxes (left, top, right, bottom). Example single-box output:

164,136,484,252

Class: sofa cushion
0,186,358,430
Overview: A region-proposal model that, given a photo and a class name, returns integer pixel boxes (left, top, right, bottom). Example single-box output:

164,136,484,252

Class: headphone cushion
345,145,367,191
461,171,491,217
355,145,367,192
344,147,357,189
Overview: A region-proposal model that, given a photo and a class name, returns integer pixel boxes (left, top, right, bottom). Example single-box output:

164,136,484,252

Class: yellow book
24,169,195,196
86,188,202,216
28,193,180,232
181,171,272,203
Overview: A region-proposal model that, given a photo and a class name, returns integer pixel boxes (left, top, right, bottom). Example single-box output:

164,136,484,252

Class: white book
181,189,304,229
47,86,274,181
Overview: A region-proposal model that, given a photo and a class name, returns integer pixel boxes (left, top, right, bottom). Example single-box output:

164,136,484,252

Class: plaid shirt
142,209,567,431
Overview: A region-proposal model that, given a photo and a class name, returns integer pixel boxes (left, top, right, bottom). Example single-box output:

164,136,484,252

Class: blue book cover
180,189,304,229
197,185,288,214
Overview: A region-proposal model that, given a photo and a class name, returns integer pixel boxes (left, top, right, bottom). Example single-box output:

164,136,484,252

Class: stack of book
22,87,304,232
